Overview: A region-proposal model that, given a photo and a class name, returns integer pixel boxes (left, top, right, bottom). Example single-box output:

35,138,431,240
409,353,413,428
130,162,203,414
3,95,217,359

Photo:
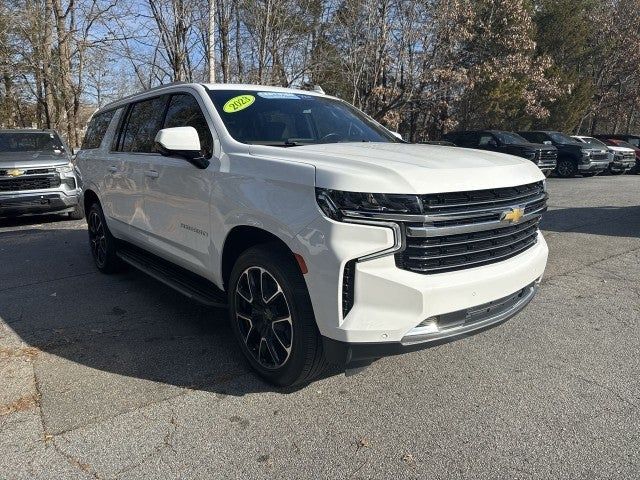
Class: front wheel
555,159,577,178
228,244,327,386
68,203,85,220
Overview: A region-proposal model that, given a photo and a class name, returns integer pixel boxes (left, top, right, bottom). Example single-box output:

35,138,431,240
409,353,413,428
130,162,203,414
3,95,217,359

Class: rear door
106,95,169,240
142,91,217,276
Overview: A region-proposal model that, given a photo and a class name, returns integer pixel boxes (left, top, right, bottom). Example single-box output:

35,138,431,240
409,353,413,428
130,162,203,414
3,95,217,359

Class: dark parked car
594,136,640,174
442,130,557,176
517,130,610,178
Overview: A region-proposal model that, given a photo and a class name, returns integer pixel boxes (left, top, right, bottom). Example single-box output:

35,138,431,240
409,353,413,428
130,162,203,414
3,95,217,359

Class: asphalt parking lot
1,176,639,479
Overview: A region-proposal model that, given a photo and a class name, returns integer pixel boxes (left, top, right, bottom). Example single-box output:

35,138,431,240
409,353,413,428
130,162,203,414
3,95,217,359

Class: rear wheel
87,202,122,273
556,159,577,178
228,244,326,387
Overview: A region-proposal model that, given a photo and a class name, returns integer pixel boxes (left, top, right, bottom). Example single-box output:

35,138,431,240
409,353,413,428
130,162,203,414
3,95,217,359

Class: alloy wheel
235,266,293,369
88,210,107,267
557,161,573,177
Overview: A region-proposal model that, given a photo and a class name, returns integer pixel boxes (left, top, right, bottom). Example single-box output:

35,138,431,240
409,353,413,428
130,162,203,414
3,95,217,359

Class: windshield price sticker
223,95,255,113
257,92,300,100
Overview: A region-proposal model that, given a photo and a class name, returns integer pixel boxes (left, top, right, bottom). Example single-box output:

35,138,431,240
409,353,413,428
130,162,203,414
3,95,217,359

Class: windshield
579,137,608,148
548,131,580,144
207,90,398,146
625,138,639,147
494,131,530,145
0,131,65,154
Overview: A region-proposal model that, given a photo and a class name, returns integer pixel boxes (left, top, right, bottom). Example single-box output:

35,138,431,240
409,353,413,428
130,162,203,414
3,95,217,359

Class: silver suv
0,129,83,219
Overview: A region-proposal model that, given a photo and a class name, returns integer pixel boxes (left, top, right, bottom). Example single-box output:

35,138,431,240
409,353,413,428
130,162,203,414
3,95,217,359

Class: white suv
76,83,549,386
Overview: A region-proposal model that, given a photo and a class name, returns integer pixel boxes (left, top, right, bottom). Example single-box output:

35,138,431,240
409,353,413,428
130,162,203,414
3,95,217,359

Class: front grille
398,218,539,274
0,168,55,176
0,174,60,192
590,152,609,161
396,181,546,274
536,149,557,166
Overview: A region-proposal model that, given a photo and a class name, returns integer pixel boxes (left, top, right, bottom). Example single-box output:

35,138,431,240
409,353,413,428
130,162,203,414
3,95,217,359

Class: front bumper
609,160,635,172
323,281,539,368
0,190,80,217
298,215,548,347
577,161,609,172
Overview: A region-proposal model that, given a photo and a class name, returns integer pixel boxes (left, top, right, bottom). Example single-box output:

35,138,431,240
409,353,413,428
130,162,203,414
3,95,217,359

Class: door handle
107,166,117,173
145,170,159,179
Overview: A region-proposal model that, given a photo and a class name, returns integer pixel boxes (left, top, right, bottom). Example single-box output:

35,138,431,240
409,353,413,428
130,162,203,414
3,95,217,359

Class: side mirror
72,147,80,156
155,127,209,169
543,140,552,145
391,131,403,141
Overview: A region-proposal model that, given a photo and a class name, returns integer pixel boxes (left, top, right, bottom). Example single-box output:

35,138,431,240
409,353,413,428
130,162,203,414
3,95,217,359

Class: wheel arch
221,225,298,291
83,188,100,214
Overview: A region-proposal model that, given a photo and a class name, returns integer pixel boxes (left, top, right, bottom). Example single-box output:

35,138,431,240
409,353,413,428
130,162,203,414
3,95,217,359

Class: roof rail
101,81,196,111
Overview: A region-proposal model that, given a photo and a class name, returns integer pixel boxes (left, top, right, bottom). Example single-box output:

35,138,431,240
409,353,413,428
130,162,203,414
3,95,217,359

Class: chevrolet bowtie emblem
501,207,525,224
6,169,25,177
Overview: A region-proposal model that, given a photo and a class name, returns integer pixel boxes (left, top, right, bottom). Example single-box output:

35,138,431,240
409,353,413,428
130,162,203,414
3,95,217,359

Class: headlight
55,164,74,174
316,188,422,221
581,150,591,159
523,150,536,160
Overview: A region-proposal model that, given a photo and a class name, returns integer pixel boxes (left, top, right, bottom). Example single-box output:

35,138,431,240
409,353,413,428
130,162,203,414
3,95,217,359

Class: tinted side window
82,110,115,149
478,133,495,146
459,132,480,147
522,132,545,144
120,96,168,153
163,94,213,157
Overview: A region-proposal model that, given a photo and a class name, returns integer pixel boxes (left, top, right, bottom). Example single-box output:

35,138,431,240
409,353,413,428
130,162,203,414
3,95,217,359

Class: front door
142,92,217,277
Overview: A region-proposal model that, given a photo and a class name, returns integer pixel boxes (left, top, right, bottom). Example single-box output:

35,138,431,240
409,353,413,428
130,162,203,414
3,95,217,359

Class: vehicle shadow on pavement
0,227,327,397
541,205,640,238
0,214,73,229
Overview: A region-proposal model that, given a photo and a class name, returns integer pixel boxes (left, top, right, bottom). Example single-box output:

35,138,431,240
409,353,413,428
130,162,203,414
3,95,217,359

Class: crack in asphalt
0,271,98,293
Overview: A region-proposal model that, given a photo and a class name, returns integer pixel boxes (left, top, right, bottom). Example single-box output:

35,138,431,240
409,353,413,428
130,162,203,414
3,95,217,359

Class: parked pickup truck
0,129,83,219
76,84,549,386
595,136,640,174
573,135,635,174
518,130,610,178
442,130,557,176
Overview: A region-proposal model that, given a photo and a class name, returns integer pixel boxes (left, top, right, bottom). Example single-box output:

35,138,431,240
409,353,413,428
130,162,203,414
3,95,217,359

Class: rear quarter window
82,110,116,149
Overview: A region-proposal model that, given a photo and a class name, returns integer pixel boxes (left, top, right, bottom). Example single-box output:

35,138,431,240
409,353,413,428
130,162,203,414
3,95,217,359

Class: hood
606,145,636,153
0,151,70,170
249,142,544,194
504,141,556,151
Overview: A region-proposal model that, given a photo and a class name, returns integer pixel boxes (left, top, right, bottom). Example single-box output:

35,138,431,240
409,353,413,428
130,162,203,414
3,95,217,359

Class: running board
117,244,227,308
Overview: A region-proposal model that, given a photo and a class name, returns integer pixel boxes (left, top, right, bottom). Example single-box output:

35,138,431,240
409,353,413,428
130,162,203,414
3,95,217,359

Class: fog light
414,316,439,333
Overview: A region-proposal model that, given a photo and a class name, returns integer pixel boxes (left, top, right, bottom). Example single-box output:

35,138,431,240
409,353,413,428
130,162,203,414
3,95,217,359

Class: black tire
87,202,122,274
608,166,624,175
68,204,85,220
555,158,577,178
228,243,326,387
